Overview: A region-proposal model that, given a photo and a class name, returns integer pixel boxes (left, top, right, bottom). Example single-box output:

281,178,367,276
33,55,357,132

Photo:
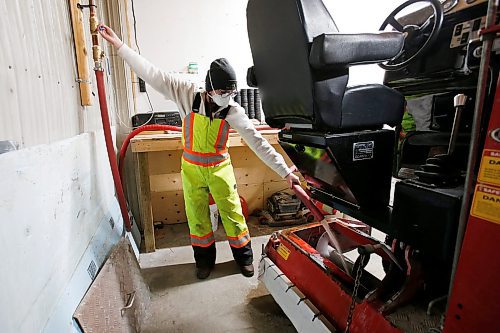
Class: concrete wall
0,0,134,332
130,0,405,113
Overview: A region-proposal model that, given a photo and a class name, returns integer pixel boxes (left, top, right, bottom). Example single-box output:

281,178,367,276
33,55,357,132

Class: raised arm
99,24,195,116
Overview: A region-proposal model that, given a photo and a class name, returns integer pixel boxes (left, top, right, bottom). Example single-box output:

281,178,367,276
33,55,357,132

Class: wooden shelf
130,130,280,153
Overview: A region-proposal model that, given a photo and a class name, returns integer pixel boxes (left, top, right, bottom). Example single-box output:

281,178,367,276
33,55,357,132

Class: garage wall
0,0,134,332
0,0,120,149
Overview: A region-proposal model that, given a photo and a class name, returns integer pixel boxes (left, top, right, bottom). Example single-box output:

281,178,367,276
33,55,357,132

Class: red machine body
266,225,403,333
443,75,500,333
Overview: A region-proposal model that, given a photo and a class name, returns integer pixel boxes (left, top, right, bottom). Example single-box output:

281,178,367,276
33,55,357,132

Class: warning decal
277,243,291,260
478,149,500,186
471,185,500,225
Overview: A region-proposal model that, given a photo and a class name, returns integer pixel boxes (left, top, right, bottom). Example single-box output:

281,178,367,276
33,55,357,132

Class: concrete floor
135,218,441,333
138,219,297,333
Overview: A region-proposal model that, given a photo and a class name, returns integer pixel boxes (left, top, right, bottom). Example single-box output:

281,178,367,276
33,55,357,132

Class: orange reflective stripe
215,121,230,153
191,231,214,240
228,235,251,248
182,151,229,167
227,230,251,248
215,123,224,152
219,122,230,151
183,113,194,150
182,155,229,167
182,116,186,147
183,148,228,156
227,229,249,240
188,113,195,150
190,232,215,247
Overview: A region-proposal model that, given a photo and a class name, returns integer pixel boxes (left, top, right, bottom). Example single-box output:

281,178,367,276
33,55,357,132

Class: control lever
448,94,467,155
414,94,467,186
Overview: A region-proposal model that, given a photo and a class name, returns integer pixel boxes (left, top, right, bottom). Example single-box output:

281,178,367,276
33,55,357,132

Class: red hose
118,124,182,182
113,119,276,230
118,123,275,183
292,184,325,222
95,70,132,232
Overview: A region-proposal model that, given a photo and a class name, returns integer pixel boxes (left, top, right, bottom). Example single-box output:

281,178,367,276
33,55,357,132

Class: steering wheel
379,0,444,71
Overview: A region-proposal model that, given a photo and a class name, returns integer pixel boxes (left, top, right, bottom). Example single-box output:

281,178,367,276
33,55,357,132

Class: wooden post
122,0,138,114
68,0,92,106
136,152,155,252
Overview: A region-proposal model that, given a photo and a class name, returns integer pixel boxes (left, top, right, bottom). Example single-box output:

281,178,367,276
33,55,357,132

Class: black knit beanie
205,58,237,91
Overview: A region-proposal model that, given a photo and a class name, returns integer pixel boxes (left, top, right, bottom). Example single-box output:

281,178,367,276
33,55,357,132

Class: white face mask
210,93,231,108
208,70,232,108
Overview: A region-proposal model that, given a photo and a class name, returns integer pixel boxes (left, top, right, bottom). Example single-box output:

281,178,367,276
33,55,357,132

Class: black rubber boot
196,266,212,279
231,242,254,277
193,244,216,279
239,264,254,277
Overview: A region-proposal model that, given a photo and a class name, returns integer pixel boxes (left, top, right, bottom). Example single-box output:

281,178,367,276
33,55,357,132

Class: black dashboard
384,0,493,96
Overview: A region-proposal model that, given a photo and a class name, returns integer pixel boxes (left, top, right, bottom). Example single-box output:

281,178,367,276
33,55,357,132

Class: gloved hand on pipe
285,165,301,189
98,24,124,49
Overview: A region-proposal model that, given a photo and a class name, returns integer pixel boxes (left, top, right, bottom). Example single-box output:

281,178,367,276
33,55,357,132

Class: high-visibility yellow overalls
181,93,252,268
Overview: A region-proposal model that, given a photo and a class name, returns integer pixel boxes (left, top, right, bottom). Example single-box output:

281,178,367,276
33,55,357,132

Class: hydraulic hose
118,124,182,182
90,0,131,232
118,124,274,183
95,70,132,232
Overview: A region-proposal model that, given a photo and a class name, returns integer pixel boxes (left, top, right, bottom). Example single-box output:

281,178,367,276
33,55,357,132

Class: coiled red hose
118,124,182,182
118,123,274,183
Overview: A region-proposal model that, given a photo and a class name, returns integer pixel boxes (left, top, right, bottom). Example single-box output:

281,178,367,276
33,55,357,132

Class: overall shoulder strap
192,92,202,113
219,105,232,119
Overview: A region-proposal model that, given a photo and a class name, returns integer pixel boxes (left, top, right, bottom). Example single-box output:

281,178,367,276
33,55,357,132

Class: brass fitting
93,45,102,62
90,16,99,34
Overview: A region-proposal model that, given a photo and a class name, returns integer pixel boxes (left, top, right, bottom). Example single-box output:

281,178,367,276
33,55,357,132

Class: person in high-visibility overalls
99,25,300,279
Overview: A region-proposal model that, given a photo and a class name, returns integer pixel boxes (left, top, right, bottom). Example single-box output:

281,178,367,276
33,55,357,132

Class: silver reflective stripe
216,122,230,152
228,232,251,248
190,233,215,247
184,113,193,150
183,151,229,166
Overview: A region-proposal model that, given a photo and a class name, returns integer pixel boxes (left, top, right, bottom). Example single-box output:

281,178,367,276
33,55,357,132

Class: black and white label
353,141,374,161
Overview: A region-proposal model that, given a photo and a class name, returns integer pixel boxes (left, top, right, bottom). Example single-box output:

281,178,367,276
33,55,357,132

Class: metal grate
87,260,97,280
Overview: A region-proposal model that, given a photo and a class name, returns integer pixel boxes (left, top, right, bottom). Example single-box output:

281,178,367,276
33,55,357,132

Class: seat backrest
247,0,347,129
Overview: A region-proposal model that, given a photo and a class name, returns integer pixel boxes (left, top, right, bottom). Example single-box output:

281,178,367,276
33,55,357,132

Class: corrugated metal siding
0,0,118,149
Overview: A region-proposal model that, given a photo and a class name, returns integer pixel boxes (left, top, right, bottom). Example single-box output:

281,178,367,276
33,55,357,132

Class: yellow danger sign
471,185,500,225
478,149,500,186
277,243,291,260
